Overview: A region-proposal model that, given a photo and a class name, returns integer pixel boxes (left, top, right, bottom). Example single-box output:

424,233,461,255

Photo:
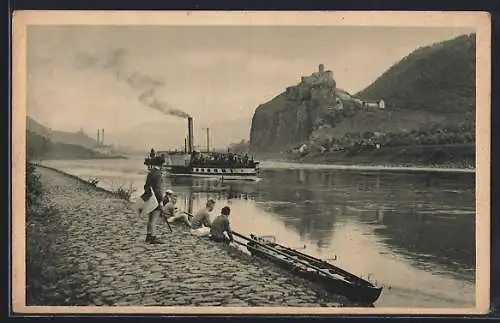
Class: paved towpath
26,166,348,307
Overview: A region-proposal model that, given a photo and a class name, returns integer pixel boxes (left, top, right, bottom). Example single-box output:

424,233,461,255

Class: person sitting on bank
162,189,175,206
164,195,192,228
209,206,234,244
190,199,216,237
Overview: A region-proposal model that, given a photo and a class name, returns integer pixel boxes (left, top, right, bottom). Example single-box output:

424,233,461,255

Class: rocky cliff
249,64,360,153
249,34,476,155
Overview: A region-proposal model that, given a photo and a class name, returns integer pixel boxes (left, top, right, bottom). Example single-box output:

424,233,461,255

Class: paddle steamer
144,117,260,181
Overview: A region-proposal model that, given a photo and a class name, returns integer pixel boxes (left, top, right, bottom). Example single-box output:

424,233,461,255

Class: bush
87,177,100,186
114,183,136,201
26,162,43,211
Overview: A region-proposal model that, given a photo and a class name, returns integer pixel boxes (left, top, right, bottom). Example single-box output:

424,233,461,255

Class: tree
362,131,375,139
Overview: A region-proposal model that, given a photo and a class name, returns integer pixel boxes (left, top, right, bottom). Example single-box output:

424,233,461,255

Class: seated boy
163,195,192,228
162,189,175,206
190,199,216,237
209,206,233,244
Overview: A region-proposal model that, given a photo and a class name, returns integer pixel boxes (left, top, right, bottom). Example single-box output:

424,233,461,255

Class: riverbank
259,160,475,174
26,165,351,307
35,155,128,161
256,144,476,173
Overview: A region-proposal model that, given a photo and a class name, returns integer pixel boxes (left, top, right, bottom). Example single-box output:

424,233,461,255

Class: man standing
141,165,164,244
190,199,216,237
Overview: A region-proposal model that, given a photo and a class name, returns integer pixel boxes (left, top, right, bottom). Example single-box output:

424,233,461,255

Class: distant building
94,128,114,155
95,145,113,155
292,144,308,154
361,99,386,111
301,64,335,87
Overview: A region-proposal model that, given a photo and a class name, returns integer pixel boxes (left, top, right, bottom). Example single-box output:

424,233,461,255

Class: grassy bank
25,163,94,305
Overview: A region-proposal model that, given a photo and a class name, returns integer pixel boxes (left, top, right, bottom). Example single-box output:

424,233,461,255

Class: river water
40,156,476,308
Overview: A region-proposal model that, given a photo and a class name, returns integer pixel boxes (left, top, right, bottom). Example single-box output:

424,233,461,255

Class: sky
26,25,474,147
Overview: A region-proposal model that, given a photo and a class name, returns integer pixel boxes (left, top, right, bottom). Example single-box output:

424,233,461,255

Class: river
40,156,476,308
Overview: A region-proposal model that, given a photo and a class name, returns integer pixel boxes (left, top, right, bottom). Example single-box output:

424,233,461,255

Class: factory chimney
206,128,210,153
101,129,105,145
187,117,194,154
97,129,100,146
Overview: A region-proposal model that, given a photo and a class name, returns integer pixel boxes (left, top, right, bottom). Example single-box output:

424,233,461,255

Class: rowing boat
233,232,383,305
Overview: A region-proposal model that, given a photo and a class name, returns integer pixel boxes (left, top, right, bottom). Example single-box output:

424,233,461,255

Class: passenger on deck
209,206,234,244
164,195,192,228
150,148,156,158
190,199,216,237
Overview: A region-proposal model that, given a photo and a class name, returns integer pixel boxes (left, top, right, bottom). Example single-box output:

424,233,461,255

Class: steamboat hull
165,165,259,181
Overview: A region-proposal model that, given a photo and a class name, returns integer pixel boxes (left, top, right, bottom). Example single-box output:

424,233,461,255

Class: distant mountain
25,117,129,160
27,116,99,150
26,130,107,160
249,33,476,154
356,33,475,114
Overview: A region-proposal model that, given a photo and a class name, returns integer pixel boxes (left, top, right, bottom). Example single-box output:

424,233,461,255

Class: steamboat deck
143,117,260,180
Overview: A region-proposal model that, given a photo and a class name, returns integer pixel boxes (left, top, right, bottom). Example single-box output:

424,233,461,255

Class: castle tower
319,63,325,73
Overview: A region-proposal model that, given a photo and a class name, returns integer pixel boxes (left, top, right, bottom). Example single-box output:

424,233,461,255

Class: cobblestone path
25,166,348,307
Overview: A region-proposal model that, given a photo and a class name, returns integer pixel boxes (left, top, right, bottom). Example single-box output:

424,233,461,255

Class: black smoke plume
75,49,191,118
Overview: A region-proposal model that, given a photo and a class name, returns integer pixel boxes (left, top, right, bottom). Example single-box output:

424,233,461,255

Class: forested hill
248,33,476,167
356,33,475,114
26,130,108,160
27,116,99,150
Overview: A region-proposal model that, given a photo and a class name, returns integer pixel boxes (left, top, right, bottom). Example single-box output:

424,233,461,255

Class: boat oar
232,231,346,281
243,233,355,278
160,209,173,232
182,211,194,220
272,242,328,264
232,238,267,255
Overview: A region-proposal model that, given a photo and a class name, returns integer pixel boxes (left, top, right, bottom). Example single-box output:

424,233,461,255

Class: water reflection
165,168,475,286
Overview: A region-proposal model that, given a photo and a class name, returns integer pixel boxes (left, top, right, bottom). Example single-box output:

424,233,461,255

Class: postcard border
10,10,492,316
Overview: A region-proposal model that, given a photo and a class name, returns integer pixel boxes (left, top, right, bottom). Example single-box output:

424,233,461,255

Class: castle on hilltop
286,64,338,102
284,64,386,111
300,63,336,88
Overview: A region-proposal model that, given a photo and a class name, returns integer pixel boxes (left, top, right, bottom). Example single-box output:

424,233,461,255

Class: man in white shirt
190,199,216,237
